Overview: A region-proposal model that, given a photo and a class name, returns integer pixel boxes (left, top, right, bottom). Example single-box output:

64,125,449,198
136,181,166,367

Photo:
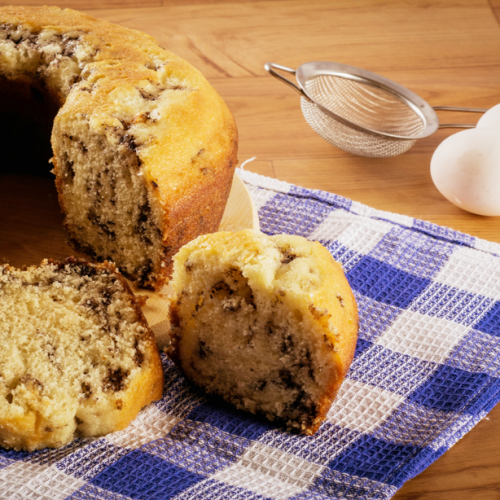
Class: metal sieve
265,62,487,158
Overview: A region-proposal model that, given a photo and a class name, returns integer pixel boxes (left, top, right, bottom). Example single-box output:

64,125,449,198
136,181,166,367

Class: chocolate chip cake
0,6,238,290
168,230,358,435
0,258,163,451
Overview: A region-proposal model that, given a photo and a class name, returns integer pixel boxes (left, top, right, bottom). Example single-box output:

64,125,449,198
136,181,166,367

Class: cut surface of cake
0,6,238,289
0,258,164,451
168,230,358,435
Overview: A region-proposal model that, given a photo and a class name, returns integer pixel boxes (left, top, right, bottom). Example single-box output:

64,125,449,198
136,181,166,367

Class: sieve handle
433,105,488,129
264,62,308,99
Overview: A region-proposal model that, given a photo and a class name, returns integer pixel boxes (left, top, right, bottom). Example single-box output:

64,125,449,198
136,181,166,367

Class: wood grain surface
1,0,500,498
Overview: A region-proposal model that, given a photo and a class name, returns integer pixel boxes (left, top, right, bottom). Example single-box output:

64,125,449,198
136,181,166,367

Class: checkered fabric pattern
2,168,500,500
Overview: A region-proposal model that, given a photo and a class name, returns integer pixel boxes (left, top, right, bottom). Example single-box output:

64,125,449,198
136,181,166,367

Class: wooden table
1,0,500,497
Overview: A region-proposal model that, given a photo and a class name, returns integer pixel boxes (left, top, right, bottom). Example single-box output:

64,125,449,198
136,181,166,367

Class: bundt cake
0,258,164,451
0,6,238,290
168,230,358,435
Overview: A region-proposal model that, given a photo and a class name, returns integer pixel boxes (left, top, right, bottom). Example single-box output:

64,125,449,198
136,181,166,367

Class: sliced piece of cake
0,258,164,451
168,230,358,435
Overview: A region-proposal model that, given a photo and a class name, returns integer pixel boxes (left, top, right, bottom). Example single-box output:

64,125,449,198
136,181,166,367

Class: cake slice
0,258,163,451
168,230,358,435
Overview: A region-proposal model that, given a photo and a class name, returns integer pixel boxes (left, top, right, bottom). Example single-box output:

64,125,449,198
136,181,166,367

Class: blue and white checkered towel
2,168,500,500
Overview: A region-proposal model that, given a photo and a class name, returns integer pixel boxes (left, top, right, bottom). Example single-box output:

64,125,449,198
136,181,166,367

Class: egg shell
430,128,500,216
477,103,500,129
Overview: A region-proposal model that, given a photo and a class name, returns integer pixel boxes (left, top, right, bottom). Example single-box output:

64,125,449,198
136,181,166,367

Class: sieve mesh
300,74,424,157
301,97,417,158
304,75,426,137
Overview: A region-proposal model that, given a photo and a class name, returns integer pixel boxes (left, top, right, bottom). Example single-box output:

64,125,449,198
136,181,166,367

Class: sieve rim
295,61,440,141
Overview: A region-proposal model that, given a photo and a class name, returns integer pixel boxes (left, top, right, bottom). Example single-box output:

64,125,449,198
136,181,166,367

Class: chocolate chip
278,369,299,390
120,133,138,151
291,390,316,420
134,339,144,367
255,380,267,391
135,201,156,245
280,332,294,354
135,260,154,286
102,368,128,392
87,208,116,241
20,376,44,393
45,343,57,361
81,382,92,399
309,304,329,319
300,348,315,382
280,247,298,265
337,293,345,307
80,84,94,93
198,339,210,359
137,200,151,224
139,89,158,100
266,322,275,336
195,292,205,313
64,159,75,182
210,281,232,297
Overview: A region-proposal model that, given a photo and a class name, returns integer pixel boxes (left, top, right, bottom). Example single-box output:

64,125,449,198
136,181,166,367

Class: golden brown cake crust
0,257,164,451
290,238,359,434
0,6,238,289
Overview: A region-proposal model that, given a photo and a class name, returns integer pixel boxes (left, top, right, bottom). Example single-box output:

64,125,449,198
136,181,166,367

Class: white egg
477,103,500,129
430,128,500,216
